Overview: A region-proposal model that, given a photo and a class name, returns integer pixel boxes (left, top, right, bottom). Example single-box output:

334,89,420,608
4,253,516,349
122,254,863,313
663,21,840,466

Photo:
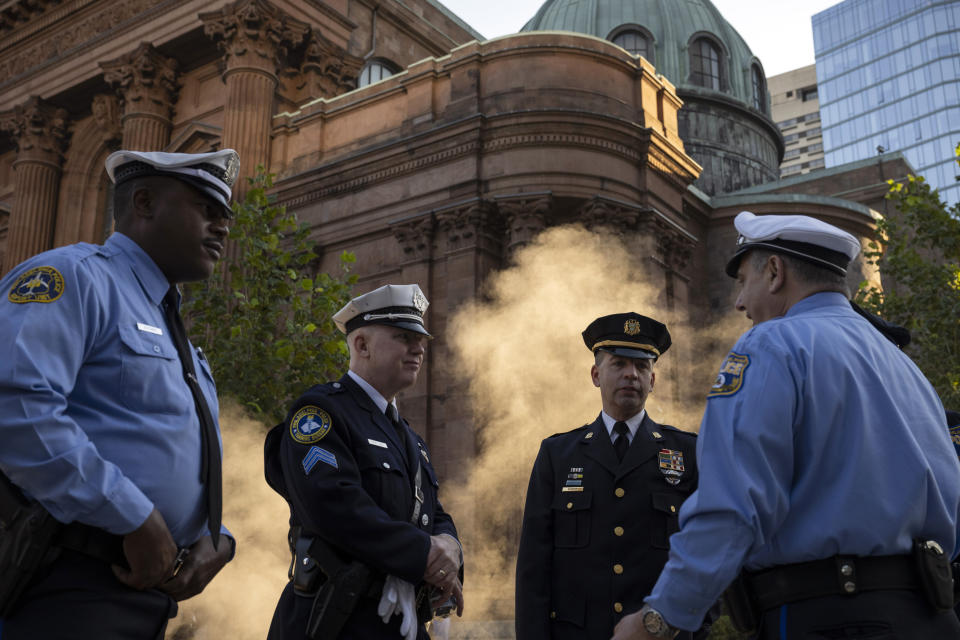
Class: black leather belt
56,522,126,567
747,554,918,611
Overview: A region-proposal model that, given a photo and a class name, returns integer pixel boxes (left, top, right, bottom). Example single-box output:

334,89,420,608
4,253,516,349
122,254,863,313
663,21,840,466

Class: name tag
137,322,163,335
367,438,388,448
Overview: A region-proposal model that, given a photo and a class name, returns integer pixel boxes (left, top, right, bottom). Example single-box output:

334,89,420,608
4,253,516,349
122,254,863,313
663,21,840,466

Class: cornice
0,0,98,52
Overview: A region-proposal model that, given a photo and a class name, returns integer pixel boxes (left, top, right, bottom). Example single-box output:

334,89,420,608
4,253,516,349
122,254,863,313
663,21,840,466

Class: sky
438,0,843,77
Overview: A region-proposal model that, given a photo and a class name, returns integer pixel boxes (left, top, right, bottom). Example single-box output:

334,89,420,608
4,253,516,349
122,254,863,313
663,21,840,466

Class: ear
351,330,370,359
131,184,154,218
590,363,601,388
767,254,787,293
649,370,656,393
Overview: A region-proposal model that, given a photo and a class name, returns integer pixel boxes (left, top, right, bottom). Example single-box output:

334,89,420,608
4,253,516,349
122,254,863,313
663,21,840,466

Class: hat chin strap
363,312,423,323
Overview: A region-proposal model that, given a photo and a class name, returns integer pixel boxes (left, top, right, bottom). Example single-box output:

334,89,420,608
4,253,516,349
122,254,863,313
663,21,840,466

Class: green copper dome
521,0,768,111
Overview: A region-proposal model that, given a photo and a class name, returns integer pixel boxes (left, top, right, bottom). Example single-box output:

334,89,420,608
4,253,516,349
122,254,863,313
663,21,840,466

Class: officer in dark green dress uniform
515,313,705,640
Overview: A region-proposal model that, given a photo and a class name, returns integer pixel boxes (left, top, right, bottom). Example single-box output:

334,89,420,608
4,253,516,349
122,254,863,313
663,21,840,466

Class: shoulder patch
708,352,750,398
289,405,332,444
8,266,65,304
950,424,960,451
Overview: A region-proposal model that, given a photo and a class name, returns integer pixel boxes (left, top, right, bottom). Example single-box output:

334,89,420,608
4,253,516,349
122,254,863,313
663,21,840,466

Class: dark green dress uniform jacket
515,413,701,640
264,374,458,640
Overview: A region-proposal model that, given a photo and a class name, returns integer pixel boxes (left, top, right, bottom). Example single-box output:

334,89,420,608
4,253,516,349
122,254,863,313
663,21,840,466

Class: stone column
0,97,69,274
201,0,308,199
101,43,179,152
390,215,436,446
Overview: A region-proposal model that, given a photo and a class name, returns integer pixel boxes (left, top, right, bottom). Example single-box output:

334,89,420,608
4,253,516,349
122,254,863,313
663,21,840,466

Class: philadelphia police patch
8,266,65,304
708,352,750,397
289,405,332,444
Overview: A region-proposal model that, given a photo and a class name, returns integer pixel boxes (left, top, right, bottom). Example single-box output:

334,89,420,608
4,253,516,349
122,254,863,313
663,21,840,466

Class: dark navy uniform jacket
265,373,458,640
515,413,701,640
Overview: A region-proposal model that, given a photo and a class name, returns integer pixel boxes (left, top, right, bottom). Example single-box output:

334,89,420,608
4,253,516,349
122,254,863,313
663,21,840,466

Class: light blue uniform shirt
0,233,223,546
647,292,960,630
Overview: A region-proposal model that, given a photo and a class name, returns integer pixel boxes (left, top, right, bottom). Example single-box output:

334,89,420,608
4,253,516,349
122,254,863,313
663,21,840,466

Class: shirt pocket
118,323,184,415
357,448,409,516
650,491,683,549
551,491,592,548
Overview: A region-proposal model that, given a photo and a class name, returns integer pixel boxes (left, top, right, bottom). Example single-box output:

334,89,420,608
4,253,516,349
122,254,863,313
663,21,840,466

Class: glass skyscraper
813,0,960,205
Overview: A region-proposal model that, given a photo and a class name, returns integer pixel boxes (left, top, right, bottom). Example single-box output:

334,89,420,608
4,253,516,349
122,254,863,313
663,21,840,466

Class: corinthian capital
100,43,180,117
299,31,362,98
201,0,309,76
0,96,69,164
497,194,552,253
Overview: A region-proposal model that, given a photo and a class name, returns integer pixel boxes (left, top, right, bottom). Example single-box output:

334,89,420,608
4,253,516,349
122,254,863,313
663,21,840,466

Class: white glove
377,575,418,640
377,577,400,623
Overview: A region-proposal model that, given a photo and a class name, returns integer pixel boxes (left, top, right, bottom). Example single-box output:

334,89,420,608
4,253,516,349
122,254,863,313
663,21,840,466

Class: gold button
614,526,624,536
614,602,623,613
550,611,556,619
566,502,573,509
613,563,624,574
670,505,676,513
615,487,625,498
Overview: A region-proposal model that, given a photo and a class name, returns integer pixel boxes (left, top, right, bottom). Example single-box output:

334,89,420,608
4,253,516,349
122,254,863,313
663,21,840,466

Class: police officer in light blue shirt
613,211,960,639
0,149,240,639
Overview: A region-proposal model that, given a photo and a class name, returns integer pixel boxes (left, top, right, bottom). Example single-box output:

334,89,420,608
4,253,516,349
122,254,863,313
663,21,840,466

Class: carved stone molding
497,194,552,253
578,197,641,235
1,0,65,37
101,43,180,121
635,214,697,274
391,215,435,262
90,93,121,145
297,31,362,99
0,96,69,165
0,0,160,87
201,0,309,78
435,200,500,254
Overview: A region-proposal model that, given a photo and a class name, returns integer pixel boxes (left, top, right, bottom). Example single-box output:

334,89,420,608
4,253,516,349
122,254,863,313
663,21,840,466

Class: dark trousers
267,581,430,640
755,589,960,639
0,550,176,640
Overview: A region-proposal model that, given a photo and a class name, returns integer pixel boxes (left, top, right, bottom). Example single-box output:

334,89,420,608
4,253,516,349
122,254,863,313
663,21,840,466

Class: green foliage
184,167,356,424
856,143,960,408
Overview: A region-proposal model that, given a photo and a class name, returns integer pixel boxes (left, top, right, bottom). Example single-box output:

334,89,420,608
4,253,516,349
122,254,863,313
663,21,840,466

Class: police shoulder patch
8,266,65,304
708,351,750,398
289,405,332,444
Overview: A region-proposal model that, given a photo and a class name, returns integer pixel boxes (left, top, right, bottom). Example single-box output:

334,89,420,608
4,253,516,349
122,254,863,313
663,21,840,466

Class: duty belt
56,522,126,567
747,554,919,611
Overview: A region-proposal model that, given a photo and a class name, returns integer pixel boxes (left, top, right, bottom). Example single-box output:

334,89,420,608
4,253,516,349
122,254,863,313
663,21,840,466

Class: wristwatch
640,604,679,639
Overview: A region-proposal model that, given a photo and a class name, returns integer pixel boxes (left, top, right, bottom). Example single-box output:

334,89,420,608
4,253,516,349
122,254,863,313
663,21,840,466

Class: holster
913,539,954,612
720,573,760,634
0,472,63,618
290,533,376,640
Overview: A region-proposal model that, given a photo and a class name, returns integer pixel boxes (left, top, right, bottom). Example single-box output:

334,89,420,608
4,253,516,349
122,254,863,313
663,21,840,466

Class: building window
690,38,721,90
610,27,654,63
801,86,818,102
751,65,766,112
358,60,398,88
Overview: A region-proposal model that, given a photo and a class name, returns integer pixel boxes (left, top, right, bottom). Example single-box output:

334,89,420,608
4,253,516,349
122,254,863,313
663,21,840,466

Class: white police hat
725,211,861,277
105,149,240,217
333,284,430,336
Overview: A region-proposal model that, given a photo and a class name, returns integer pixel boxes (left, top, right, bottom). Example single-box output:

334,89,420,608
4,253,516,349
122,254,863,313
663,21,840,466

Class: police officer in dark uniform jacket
515,313,703,640
265,284,463,640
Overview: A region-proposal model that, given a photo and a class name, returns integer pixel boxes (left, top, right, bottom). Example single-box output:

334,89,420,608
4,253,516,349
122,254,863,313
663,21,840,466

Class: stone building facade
0,0,883,483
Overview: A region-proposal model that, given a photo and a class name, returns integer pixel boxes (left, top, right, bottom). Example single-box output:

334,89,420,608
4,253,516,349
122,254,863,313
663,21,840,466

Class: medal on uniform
658,449,684,485
562,466,585,492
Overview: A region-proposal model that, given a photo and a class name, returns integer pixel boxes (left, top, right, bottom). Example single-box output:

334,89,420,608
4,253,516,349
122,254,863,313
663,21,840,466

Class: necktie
613,421,630,462
163,287,222,548
386,404,418,476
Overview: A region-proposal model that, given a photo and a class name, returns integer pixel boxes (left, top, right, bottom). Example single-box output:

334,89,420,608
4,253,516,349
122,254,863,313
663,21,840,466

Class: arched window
610,27,654,63
358,60,398,88
689,38,721,90
751,64,766,112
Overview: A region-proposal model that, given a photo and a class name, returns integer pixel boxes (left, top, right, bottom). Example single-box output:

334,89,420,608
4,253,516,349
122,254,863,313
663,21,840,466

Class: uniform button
615,488,625,498
421,514,429,526
333,382,341,388
614,526,624,536
614,602,623,613
613,564,624,575
153,345,161,353
382,462,391,469
566,502,573,510
670,505,676,513
550,611,556,619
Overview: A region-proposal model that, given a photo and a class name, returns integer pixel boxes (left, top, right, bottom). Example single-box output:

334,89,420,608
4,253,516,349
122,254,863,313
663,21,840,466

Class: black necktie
613,421,630,462
386,403,418,475
163,287,222,548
